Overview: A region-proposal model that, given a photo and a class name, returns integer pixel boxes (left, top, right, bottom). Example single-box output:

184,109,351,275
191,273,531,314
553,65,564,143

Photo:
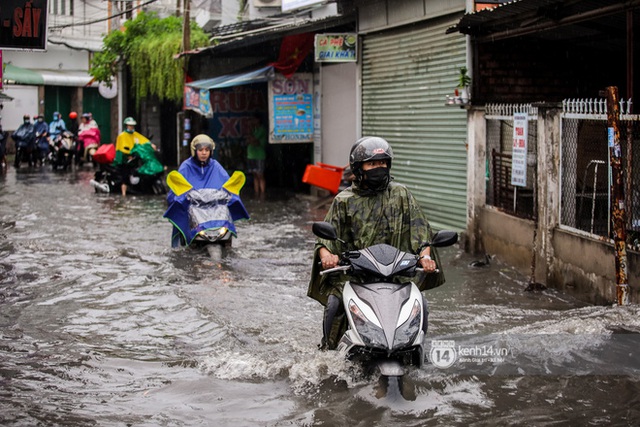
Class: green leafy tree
90,12,209,106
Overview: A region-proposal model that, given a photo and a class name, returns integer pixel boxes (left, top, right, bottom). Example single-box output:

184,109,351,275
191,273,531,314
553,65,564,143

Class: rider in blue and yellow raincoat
164,134,249,247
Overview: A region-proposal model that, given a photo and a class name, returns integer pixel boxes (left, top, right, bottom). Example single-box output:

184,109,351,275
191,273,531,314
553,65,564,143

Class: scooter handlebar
319,265,351,276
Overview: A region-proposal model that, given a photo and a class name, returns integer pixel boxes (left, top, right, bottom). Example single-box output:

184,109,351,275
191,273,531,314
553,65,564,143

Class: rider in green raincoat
308,136,445,350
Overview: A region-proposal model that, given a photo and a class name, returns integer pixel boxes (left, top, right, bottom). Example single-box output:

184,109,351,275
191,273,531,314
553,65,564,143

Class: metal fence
485,104,538,220
560,98,640,250
485,99,640,251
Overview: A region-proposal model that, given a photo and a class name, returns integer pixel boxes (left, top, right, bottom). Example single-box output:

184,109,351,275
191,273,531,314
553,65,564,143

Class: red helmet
69,111,78,119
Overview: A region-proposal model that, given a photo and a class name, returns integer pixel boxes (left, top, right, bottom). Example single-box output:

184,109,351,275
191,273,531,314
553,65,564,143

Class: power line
48,0,160,29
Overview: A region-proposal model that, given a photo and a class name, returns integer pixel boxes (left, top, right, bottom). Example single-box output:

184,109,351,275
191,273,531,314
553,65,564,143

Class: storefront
355,1,468,230
182,14,357,192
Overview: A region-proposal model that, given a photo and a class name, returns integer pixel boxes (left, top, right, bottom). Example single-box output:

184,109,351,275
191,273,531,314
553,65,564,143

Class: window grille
485,104,538,220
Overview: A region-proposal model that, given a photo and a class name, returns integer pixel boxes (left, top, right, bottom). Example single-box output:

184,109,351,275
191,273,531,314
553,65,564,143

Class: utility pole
604,86,630,305
182,0,190,53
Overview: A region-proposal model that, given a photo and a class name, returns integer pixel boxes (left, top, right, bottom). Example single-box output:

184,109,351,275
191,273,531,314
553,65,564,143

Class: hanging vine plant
89,12,209,106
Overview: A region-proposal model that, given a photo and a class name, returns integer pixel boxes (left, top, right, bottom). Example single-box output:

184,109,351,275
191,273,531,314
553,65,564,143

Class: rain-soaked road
1,166,640,426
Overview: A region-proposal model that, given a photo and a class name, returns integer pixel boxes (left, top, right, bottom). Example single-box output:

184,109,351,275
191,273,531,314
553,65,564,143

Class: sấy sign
0,0,48,51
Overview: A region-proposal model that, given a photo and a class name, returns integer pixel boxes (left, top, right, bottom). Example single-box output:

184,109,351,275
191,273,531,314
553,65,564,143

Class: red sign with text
0,0,48,50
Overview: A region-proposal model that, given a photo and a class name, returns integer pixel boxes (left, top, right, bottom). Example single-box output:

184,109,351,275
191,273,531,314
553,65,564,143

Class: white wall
1,86,39,131
3,46,89,72
320,62,357,167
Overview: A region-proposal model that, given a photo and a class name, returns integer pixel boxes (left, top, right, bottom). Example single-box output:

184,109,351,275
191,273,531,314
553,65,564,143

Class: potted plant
456,66,471,103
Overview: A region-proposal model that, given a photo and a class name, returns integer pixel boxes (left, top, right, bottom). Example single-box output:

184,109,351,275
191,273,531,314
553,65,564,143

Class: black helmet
349,136,394,178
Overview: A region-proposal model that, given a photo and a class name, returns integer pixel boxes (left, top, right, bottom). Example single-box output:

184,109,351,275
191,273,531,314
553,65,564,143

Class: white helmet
190,134,216,157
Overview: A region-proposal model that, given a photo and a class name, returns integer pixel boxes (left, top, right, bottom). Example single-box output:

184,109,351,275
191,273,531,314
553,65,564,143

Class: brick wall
473,38,626,105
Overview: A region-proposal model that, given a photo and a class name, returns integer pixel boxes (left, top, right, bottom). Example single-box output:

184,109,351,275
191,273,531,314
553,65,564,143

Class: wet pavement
1,166,639,426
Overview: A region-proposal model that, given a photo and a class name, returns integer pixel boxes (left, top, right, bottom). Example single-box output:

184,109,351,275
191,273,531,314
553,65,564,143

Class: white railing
485,103,538,120
562,98,640,120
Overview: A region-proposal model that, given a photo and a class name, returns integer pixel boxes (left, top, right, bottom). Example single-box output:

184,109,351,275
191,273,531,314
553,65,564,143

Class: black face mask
362,167,390,192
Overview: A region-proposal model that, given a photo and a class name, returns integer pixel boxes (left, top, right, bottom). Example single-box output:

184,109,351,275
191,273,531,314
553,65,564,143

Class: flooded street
1,167,640,426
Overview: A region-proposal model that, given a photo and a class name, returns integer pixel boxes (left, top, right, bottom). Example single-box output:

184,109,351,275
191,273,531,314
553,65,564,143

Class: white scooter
312,221,458,378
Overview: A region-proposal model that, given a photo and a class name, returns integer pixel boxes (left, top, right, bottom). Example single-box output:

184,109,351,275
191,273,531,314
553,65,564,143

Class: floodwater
1,166,639,426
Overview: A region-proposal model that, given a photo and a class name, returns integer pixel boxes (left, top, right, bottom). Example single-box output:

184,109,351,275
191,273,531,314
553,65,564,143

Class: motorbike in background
91,142,166,195
0,129,7,174
50,131,76,171
91,163,166,195
312,221,458,381
76,127,101,167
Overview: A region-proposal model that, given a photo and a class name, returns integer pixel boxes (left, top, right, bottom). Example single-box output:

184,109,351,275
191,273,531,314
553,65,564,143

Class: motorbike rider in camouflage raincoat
308,136,445,350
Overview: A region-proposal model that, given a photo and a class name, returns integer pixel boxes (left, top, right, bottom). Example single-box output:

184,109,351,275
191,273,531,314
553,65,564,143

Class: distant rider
12,115,36,168
34,114,49,166
76,112,101,166
48,111,67,141
308,136,444,350
113,117,154,196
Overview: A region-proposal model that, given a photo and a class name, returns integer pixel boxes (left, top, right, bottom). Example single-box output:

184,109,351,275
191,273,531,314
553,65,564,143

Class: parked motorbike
50,131,76,171
311,221,458,379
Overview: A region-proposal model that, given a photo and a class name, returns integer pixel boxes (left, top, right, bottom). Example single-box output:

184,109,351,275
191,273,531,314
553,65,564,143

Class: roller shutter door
361,14,467,230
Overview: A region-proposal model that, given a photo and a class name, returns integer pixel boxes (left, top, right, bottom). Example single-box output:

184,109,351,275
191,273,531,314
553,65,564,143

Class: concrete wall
356,0,465,32
468,104,639,305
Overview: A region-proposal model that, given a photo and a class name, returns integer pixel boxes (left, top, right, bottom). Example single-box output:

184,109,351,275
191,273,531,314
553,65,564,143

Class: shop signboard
511,112,528,187
315,34,357,62
269,73,313,143
0,0,48,51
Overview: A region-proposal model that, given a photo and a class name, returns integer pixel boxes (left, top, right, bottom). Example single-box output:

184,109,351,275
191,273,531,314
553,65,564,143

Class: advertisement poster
0,0,48,50
511,112,528,187
269,73,313,143
207,85,267,170
315,34,357,62
184,86,212,118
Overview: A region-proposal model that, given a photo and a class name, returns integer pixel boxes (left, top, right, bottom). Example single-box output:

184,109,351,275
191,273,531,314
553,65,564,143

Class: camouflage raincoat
307,180,445,307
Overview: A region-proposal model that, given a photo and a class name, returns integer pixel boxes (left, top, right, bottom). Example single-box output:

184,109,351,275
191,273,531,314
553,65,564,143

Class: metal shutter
361,14,467,231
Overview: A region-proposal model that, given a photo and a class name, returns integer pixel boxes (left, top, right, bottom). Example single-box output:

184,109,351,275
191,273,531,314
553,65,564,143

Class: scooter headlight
392,300,421,349
349,299,386,348
197,227,229,242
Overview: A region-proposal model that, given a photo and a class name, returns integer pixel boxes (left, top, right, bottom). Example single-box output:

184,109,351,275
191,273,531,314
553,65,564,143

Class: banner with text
314,34,357,62
511,112,528,187
269,73,313,143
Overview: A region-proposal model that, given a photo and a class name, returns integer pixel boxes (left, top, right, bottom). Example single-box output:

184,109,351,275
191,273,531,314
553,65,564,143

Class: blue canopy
187,66,274,90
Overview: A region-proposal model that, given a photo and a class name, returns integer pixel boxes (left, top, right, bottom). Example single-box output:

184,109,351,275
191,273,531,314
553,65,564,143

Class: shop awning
187,65,275,90
3,63,45,85
36,69,96,87
2,63,96,87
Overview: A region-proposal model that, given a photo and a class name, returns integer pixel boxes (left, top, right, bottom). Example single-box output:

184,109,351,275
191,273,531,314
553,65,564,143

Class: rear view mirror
312,221,338,240
430,230,458,248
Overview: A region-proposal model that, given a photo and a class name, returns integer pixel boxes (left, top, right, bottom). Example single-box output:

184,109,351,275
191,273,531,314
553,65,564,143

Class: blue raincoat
164,156,249,247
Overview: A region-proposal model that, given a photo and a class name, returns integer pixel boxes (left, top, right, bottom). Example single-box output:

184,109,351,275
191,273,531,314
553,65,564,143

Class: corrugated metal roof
448,0,640,48
185,13,355,58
